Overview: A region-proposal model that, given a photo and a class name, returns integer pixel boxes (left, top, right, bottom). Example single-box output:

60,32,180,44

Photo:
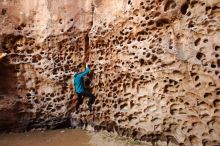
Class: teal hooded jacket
73,67,90,93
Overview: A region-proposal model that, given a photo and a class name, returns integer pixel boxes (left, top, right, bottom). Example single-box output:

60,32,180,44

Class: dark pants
76,90,95,111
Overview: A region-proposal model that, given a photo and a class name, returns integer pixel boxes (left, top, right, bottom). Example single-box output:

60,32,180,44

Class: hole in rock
211,63,216,68
204,93,212,98
213,99,220,107
206,6,211,11
195,75,199,81
216,89,220,95
164,0,176,11
59,19,62,24
186,11,191,16
190,1,198,8
196,52,205,60
217,59,220,67
215,46,220,51
212,5,220,10
194,38,201,46
148,20,154,25
1,8,7,15
181,2,189,15
203,39,208,43
195,83,201,87
188,21,194,28
156,18,170,27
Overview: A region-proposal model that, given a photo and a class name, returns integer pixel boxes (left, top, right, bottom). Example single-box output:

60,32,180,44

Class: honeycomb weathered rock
0,0,93,131
75,0,220,145
0,0,220,145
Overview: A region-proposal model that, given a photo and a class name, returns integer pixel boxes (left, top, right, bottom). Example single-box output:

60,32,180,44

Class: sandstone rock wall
0,0,220,145
0,0,93,131
79,0,220,145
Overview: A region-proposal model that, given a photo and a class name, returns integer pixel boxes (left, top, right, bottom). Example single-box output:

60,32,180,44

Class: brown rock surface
0,0,93,131
0,0,220,145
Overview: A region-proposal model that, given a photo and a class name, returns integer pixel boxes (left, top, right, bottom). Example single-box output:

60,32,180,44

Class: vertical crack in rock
84,0,95,63
84,34,90,63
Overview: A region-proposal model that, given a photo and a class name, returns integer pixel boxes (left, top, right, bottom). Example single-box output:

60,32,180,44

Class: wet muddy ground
0,129,150,146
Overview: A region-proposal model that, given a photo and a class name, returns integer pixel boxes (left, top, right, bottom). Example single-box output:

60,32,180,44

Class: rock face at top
0,0,220,145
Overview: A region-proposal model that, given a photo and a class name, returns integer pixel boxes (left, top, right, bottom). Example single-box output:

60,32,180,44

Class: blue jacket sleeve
77,67,90,78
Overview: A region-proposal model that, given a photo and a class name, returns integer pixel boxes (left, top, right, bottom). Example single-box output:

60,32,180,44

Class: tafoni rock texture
0,0,220,145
